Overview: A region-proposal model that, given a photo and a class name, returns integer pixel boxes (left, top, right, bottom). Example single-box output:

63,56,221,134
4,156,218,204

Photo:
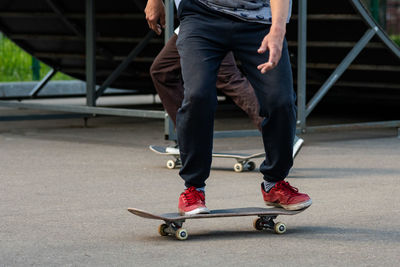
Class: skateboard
127,207,306,240
149,145,265,172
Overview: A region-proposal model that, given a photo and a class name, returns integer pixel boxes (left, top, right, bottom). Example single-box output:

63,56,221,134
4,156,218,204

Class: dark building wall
387,0,400,34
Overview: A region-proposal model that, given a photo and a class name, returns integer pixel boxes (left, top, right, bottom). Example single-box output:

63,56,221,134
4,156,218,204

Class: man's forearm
269,0,290,35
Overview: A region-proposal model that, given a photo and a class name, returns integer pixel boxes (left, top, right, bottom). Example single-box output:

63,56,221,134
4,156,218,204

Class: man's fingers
151,24,162,35
257,62,274,74
268,46,278,66
257,31,285,73
156,24,162,35
146,18,162,35
257,44,283,74
266,45,282,68
160,11,166,28
257,37,268,54
151,25,161,35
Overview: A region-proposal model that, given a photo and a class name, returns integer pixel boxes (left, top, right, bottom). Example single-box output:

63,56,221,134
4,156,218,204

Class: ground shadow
131,225,400,243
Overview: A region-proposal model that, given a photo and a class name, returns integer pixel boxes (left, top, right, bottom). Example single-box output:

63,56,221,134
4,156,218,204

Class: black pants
176,0,296,188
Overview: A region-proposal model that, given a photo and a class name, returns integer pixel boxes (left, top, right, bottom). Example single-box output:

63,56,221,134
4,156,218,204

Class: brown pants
150,34,263,130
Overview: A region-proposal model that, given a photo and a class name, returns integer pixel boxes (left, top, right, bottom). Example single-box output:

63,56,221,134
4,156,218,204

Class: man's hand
145,0,165,35
257,0,289,74
257,29,285,74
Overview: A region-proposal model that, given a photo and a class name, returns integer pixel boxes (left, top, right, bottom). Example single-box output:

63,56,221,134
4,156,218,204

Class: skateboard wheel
175,228,188,240
274,222,286,234
247,161,256,171
166,160,176,169
158,224,169,236
253,218,264,231
234,163,243,172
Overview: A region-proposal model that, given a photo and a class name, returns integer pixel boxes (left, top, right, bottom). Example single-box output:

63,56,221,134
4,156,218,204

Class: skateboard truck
253,215,287,234
158,220,188,240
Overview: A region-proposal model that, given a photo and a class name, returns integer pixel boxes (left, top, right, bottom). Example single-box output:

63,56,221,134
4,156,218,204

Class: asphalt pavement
1,103,399,266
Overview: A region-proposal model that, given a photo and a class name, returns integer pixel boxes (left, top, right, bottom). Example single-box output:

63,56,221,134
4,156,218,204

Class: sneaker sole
265,199,312,211
179,207,210,216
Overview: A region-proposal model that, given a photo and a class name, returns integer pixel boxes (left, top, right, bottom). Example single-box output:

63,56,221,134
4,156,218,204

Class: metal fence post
85,0,96,107
164,0,176,140
164,0,174,43
297,0,307,133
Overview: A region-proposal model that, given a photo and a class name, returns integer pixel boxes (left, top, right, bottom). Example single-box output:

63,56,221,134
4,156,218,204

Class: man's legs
150,34,262,129
176,4,229,189
175,0,310,213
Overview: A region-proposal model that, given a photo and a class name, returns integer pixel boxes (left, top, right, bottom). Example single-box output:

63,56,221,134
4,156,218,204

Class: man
146,0,312,215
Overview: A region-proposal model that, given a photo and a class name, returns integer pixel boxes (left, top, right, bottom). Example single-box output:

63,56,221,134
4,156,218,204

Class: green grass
0,35,74,82
391,35,400,47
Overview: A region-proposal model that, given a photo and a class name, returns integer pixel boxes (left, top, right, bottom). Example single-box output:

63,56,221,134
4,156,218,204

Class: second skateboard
150,145,264,172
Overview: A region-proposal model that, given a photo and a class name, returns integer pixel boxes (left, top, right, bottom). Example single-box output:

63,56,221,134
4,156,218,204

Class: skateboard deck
149,145,265,172
128,207,306,240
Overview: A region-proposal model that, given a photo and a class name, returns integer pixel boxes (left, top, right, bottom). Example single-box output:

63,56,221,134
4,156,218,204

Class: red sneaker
261,181,312,210
178,187,210,215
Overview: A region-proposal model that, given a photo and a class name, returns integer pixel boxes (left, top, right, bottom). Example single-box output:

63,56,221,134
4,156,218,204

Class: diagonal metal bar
94,31,155,100
29,68,57,98
305,27,377,117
